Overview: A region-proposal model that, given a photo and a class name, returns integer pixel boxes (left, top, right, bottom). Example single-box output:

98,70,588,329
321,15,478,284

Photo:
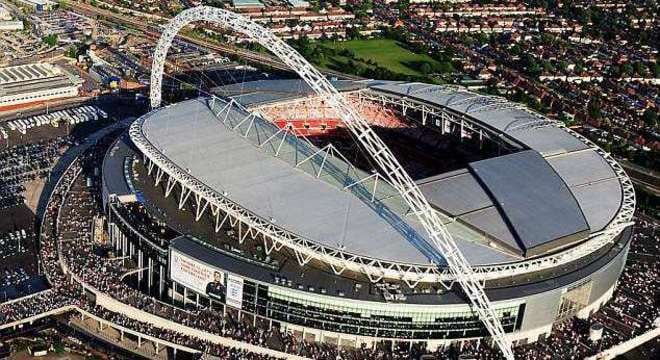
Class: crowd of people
0,290,76,325
512,218,659,360
0,132,657,360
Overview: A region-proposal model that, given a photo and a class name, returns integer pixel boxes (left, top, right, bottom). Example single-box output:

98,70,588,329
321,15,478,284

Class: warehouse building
0,63,82,112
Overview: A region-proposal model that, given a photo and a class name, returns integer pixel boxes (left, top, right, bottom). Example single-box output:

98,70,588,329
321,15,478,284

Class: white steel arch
149,6,515,359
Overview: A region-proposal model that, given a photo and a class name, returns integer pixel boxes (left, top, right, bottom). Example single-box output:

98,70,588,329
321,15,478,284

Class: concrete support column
138,336,142,348
110,224,115,249
460,119,464,142
148,257,153,290
159,264,165,296
115,231,120,252
137,250,143,283
171,283,176,304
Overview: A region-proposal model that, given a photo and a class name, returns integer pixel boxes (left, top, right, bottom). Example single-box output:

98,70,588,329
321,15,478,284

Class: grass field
316,39,441,77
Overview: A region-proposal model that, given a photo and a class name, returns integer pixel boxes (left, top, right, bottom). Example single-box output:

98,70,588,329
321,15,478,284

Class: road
0,97,94,122
64,1,361,80
618,159,660,196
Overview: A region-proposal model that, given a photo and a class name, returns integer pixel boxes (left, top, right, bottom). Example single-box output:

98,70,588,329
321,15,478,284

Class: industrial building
0,63,82,112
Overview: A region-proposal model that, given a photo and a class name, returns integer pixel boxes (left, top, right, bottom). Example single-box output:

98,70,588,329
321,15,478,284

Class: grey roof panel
459,206,519,253
469,150,590,254
454,235,518,264
31,64,49,77
547,150,616,187
23,65,41,78
231,92,301,107
571,178,622,232
510,127,589,156
417,170,494,217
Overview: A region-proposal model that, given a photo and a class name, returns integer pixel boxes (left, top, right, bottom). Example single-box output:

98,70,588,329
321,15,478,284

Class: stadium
93,6,637,359
100,73,636,352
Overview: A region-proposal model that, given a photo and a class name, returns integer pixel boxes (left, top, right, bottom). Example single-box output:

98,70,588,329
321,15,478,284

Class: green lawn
317,39,441,77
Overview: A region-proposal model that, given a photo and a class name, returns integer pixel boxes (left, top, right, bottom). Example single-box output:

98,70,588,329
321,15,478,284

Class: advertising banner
170,250,224,296
225,274,244,309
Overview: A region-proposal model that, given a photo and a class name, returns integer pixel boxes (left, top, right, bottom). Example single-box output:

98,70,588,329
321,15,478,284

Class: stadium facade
100,78,635,350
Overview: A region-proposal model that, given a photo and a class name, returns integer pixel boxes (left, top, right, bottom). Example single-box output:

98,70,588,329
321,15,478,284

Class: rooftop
231,0,264,8
136,98,516,266
134,78,626,267
0,63,81,97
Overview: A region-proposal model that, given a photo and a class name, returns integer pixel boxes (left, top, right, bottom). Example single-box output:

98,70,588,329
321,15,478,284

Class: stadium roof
139,99,516,265
141,79,625,264
362,81,622,236
214,80,623,234
212,79,367,107
468,150,589,256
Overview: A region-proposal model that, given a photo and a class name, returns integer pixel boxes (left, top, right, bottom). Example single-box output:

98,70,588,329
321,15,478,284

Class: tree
620,63,634,77
557,60,568,72
397,0,410,12
642,108,658,128
633,61,648,76
434,61,454,74
346,26,361,40
420,62,432,75
66,45,79,59
339,48,356,58
587,98,602,119
43,34,57,46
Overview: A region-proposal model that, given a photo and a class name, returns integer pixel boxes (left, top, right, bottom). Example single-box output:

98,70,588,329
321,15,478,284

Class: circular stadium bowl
101,79,635,348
